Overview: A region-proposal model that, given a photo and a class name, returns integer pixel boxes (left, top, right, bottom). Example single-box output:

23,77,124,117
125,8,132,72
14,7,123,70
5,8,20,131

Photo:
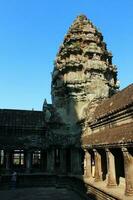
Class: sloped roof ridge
0,108,42,113
0,108,45,128
82,122,133,146
94,84,133,119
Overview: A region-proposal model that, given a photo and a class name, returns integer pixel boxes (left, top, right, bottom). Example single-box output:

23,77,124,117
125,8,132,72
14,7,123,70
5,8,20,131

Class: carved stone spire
42,98,48,111
51,15,118,124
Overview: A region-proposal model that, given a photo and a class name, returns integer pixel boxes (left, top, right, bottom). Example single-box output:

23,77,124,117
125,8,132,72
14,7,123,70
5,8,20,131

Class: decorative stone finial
76,14,88,21
42,98,47,111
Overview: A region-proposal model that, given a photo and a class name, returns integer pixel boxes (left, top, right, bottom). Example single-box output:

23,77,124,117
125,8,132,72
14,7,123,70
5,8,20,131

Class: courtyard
0,187,85,200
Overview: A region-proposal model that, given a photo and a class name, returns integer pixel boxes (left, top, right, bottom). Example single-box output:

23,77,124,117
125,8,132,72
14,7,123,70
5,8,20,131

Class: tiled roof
93,84,133,120
0,109,45,128
82,122,133,146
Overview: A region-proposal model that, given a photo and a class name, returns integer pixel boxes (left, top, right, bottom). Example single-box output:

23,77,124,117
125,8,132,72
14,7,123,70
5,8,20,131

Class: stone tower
51,15,118,128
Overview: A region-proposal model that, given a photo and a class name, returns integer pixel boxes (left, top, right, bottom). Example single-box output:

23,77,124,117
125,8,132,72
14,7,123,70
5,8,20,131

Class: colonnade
0,149,45,173
0,148,82,175
84,147,133,196
46,148,82,174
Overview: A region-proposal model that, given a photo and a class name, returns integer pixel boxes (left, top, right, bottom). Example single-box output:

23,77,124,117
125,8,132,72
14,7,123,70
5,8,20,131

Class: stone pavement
0,187,84,200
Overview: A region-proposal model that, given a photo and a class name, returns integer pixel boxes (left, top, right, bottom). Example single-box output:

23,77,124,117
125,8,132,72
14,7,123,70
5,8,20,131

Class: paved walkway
0,187,83,200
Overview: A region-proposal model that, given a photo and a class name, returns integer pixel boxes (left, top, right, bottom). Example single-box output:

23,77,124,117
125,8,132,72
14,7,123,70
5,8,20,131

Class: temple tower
51,15,118,128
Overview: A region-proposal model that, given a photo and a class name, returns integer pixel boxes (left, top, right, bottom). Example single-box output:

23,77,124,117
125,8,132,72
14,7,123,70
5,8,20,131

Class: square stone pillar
40,150,47,172
71,148,82,175
84,150,91,178
0,150,2,165
93,149,102,182
122,147,133,196
25,151,32,173
60,149,67,174
106,149,117,187
5,150,12,172
47,149,55,173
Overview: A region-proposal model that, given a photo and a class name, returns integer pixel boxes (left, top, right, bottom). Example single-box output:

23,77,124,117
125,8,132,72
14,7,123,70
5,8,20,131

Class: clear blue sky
0,0,133,110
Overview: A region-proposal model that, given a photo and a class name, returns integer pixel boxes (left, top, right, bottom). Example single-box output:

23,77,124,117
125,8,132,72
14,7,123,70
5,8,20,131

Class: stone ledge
84,177,133,200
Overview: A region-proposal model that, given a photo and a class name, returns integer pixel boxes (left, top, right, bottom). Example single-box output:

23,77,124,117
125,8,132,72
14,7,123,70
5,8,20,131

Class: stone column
71,148,82,175
106,149,117,187
47,149,55,173
60,149,66,174
5,150,10,171
93,149,102,182
26,151,32,173
84,150,91,178
40,150,46,172
4,150,12,171
122,147,133,196
0,150,1,165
